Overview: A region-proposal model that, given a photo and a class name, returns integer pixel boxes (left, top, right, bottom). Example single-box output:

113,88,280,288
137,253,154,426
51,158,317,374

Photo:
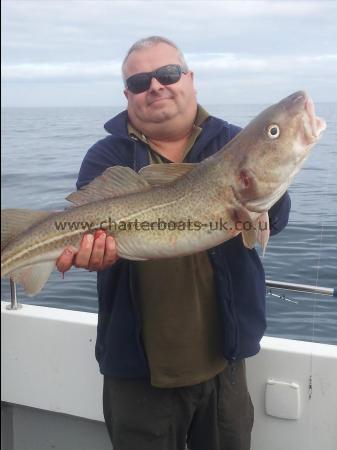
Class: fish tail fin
1,208,51,250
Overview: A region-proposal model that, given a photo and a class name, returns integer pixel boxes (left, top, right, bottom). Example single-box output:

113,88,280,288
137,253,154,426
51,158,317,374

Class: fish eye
267,124,280,139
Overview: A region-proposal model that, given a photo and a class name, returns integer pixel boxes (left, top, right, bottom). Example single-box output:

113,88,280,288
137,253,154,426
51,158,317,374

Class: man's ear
189,71,197,94
124,89,129,100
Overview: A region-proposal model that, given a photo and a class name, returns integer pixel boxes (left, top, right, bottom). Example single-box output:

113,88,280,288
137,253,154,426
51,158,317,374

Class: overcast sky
2,0,337,107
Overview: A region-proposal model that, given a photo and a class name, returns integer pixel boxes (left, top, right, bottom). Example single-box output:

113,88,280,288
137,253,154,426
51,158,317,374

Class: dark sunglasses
125,64,187,94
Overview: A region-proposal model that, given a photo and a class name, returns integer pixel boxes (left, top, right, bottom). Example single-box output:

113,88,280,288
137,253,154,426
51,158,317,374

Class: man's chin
147,107,177,123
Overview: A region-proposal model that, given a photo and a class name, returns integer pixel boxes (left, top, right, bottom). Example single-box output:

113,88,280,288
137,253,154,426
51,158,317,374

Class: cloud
2,1,336,62
189,53,337,75
2,61,122,81
2,0,336,105
3,53,337,82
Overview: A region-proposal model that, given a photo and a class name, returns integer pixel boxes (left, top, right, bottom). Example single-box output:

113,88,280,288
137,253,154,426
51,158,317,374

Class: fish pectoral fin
256,212,270,257
139,163,198,186
232,206,270,253
231,205,257,249
66,166,152,206
9,261,55,297
241,228,257,249
1,209,51,250
241,212,270,254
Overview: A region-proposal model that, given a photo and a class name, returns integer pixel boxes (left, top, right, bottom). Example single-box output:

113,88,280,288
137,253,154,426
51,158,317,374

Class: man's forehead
124,43,181,77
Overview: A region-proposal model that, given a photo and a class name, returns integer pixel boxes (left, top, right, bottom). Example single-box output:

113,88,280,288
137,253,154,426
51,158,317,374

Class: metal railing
266,280,337,298
6,279,22,310
5,279,336,311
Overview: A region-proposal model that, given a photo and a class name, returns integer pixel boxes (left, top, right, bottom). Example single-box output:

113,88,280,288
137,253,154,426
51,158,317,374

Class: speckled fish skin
1,91,326,292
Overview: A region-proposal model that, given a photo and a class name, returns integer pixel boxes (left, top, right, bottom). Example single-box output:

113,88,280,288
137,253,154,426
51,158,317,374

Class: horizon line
2,101,336,109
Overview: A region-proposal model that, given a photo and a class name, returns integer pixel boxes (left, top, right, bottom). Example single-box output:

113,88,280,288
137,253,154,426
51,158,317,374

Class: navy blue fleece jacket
77,110,291,377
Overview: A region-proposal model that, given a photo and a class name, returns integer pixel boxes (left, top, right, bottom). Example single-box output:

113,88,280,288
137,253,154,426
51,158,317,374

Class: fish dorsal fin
139,163,198,186
1,209,50,250
10,261,55,296
66,166,151,206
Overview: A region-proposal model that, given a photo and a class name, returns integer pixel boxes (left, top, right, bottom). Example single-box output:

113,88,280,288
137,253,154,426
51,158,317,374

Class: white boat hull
1,302,337,450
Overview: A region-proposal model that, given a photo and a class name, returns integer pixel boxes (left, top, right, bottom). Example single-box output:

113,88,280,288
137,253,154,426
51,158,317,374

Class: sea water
1,104,336,345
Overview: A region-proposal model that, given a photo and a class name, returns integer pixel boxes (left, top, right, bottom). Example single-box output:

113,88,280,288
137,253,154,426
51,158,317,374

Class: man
57,36,290,450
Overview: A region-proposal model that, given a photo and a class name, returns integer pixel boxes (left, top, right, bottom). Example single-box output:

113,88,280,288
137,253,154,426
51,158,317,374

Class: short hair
121,36,189,82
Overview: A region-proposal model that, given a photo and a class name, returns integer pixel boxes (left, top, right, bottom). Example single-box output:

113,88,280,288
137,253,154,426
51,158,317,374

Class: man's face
124,43,197,130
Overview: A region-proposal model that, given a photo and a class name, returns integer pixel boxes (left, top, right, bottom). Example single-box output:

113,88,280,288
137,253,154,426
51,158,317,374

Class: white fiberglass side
1,302,337,450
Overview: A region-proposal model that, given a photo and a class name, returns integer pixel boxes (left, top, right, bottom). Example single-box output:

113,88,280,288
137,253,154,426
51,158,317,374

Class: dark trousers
103,360,254,450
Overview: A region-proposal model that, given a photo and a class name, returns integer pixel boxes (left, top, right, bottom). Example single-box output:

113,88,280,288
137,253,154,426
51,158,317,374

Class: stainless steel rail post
6,279,22,310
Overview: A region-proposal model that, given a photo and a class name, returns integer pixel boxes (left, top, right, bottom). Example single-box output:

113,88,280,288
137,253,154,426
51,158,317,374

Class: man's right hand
56,231,118,274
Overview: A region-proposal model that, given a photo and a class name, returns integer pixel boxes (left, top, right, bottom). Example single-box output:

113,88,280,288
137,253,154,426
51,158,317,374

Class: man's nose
148,76,164,92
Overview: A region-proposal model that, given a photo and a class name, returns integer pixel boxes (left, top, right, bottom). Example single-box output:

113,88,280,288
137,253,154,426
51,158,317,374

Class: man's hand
56,231,118,273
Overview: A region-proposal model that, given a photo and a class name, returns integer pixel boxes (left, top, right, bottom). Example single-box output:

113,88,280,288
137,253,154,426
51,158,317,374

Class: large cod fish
1,91,326,296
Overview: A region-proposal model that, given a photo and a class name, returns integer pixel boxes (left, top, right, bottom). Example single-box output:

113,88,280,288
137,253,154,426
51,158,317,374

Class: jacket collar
104,110,130,138
103,107,230,163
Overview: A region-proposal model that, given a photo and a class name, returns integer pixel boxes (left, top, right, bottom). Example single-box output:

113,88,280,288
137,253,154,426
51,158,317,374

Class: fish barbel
1,91,326,296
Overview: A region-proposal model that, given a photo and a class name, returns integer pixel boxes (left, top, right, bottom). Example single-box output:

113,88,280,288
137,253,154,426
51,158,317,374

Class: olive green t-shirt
129,106,226,388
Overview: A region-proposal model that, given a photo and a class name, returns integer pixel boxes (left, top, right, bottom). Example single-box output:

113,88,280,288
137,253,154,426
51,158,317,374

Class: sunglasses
125,64,187,94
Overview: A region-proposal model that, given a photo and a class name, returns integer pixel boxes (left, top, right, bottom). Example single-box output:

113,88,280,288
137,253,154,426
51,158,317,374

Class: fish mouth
292,91,326,144
304,96,326,142
284,91,326,144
